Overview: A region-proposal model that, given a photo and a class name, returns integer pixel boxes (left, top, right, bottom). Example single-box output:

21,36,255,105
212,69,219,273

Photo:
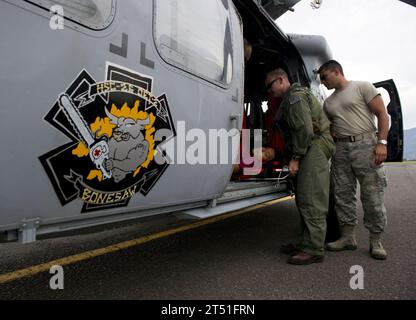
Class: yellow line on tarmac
0,196,293,284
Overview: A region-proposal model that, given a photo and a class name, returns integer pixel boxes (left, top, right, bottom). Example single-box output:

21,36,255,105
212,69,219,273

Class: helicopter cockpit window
34,0,115,30
154,0,233,86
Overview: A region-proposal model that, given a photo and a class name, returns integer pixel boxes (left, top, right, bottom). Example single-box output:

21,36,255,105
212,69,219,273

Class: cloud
277,0,416,129
399,86,416,129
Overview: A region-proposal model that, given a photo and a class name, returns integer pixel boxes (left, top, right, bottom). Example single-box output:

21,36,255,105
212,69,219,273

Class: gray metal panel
287,33,333,101
288,33,333,83
0,0,245,236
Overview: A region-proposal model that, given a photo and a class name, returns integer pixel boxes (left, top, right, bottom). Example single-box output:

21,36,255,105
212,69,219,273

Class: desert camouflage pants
331,135,387,233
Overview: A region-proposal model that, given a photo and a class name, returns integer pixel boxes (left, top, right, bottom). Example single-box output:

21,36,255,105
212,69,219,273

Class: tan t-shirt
323,81,379,138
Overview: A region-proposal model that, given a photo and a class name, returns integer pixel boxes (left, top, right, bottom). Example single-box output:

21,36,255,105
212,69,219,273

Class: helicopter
0,0,404,243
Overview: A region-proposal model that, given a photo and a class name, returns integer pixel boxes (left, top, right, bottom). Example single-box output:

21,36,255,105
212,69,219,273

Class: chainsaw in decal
58,93,112,180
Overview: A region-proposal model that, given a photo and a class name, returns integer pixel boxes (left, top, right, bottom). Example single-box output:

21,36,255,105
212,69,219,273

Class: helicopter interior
231,0,309,181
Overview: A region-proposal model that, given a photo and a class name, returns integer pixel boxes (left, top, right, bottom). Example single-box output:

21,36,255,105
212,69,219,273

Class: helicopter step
179,181,291,219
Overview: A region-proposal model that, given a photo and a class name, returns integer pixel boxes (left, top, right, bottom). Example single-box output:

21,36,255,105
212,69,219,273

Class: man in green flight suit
264,68,335,265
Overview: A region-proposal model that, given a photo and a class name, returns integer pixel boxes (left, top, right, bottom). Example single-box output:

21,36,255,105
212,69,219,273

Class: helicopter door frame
373,79,404,162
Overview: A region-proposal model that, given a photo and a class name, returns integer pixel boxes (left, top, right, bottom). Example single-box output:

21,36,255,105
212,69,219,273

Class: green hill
404,128,416,160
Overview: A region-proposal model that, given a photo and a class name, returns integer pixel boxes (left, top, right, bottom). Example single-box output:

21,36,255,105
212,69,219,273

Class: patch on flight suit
289,95,301,105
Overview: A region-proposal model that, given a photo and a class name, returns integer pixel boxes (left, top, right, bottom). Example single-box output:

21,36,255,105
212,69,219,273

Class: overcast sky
277,0,416,130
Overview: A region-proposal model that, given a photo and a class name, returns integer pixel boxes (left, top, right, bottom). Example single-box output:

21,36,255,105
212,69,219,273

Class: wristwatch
377,139,388,145
292,155,302,160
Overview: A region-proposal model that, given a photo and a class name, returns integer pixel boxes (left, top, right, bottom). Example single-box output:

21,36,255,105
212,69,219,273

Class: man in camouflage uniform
265,68,335,265
319,60,389,260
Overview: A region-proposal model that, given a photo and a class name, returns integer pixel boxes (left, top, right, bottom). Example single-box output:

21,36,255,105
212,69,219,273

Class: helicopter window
33,0,115,30
154,0,233,86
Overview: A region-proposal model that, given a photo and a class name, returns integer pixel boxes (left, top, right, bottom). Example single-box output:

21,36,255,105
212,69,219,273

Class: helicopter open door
373,79,404,162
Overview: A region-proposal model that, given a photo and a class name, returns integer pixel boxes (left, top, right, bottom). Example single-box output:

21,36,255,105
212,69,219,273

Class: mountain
404,128,416,160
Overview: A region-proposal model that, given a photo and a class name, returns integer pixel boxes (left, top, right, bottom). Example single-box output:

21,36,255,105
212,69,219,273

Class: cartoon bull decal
104,107,150,183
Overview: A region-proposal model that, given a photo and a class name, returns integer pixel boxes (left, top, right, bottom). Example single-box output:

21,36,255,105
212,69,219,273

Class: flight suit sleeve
285,96,315,157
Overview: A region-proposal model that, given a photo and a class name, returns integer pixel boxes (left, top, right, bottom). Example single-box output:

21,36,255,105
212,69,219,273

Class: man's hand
289,159,299,176
374,144,387,166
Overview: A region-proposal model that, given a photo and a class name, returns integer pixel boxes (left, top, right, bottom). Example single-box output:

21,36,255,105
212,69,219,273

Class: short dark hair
318,60,344,76
267,68,289,80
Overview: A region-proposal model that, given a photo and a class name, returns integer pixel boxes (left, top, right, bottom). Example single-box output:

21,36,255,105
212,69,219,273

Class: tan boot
326,225,357,251
370,233,387,260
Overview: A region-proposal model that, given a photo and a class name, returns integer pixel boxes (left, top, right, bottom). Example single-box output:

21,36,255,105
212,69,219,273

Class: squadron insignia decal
39,63,175,212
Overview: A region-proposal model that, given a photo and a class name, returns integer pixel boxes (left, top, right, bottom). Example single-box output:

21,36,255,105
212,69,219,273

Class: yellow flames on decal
72,143,89,158
72,100,156,182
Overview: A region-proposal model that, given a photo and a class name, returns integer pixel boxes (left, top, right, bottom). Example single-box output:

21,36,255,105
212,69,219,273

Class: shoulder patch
289,95,301,105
